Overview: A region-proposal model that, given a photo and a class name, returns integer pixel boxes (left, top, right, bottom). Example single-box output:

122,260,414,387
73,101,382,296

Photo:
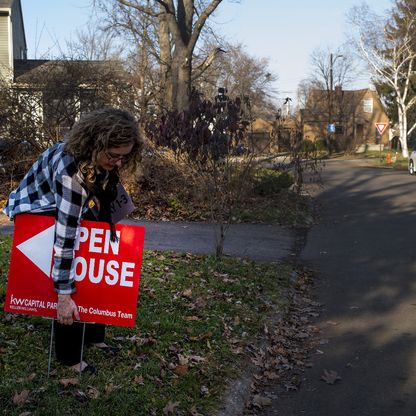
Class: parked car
409,150,416,174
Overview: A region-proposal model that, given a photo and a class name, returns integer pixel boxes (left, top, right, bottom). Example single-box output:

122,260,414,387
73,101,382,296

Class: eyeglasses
104,150,131,163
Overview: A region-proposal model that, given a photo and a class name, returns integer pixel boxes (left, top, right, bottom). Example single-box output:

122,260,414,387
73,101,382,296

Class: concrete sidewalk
0,216,295,262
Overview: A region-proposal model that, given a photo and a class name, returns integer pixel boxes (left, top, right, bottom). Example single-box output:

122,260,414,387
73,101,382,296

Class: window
335,125,344,134
362,98,373,113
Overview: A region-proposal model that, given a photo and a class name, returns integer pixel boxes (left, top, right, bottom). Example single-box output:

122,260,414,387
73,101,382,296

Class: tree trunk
397,98,409,157
158,10,173,110
176,52,192,111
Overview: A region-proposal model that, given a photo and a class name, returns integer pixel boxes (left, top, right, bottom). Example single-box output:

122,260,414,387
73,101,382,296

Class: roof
13,59,127,84
14,59,49,80
306,88,370,105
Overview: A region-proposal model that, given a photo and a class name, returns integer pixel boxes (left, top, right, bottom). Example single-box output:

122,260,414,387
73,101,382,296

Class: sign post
375,123,388,162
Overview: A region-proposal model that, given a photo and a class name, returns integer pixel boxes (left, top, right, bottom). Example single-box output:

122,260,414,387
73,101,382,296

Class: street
273,160,416,416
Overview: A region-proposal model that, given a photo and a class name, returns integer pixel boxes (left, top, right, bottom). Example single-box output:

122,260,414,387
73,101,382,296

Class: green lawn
0,237,292,415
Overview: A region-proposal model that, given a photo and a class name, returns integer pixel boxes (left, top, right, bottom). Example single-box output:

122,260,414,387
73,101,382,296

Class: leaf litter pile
0,235,317,416
240,268,326,415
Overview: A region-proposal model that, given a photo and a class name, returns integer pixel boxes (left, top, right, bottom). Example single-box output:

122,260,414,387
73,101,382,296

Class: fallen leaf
163,401,180,415
86,386,100,399
133,375,144,385
231,346,244,354
182,289,192,298
18,412,32,416
295,332,310,339
264,371,279,380
200,385,209,396
173,364,188,376
190,406,203,416
13,390,30,405
189,331,212,341
321,369,341,384
105,383,116,393
59,378,79,387
194,297,207,308
177,354,189,365
183,316,200,321
252,394,272,407
135,336,157,346
17,373,37,383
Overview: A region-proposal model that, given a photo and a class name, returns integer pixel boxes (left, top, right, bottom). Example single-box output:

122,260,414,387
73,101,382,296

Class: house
301,86,390,150
249,118,273,152
0,0,134,144
0,0,26,81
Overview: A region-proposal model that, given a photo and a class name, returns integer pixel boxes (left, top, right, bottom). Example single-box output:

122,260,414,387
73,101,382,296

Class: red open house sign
4,214,145,327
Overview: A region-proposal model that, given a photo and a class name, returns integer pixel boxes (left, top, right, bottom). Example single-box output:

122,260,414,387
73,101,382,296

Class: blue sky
20,0,393,104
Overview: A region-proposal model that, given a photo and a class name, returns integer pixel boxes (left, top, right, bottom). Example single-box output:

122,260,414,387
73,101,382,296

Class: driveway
0,216,295,263
269,160,416,416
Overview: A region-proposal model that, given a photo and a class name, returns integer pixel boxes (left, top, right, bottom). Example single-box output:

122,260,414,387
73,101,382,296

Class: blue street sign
328,124,336,133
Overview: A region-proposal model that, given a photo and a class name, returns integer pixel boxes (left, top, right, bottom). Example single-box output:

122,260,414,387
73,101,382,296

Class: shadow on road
273,162,416,416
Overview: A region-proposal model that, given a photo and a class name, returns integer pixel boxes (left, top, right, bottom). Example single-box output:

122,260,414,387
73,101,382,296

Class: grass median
0,236,293,415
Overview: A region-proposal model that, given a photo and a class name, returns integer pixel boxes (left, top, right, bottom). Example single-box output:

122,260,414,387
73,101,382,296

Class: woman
4,107,144,372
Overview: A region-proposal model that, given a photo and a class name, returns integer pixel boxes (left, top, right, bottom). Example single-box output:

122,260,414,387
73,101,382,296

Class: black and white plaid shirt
4,142,91,294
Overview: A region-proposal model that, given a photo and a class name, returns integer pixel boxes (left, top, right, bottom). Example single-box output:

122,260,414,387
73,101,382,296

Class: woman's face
96,144,134,171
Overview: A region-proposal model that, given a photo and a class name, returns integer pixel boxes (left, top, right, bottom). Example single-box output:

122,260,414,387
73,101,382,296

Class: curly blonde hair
64,108,143,184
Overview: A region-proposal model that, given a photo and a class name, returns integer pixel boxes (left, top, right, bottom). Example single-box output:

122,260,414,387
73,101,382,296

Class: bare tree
95,0,227,112
65,26,123,60
348,3,416,157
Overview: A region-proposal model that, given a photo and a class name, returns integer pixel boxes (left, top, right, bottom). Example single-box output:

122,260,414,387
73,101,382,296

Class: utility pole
329,53,334,132
328,53,343,152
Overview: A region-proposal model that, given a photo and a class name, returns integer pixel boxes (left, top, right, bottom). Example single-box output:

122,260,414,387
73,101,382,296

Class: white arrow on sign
17,225,55,277
376,123,388,135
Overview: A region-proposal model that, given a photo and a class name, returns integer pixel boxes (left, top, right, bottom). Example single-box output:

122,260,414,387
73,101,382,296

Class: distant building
249,118,273,152
0,0,132,143
0,0,27,80
300,87,390,149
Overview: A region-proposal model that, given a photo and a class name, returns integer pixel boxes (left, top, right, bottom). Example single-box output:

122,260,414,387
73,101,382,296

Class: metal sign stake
47,319,54,378
79,323,86,376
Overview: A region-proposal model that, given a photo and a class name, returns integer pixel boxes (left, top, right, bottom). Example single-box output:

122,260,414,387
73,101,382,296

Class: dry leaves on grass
17,373,36,383
59,378,79,387
13,390,30,405
86,386,100,399
172,363,188,376
245,268,320,412
163,401,180,415
133,375,145,385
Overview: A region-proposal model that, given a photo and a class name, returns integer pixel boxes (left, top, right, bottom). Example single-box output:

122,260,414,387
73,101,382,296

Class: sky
20,0,393,106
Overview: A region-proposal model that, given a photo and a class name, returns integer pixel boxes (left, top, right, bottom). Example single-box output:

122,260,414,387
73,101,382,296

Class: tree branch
192,47,225,80
117,0,159,17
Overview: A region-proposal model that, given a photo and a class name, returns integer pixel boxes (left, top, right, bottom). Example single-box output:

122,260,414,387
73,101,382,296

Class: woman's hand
57,294,80,325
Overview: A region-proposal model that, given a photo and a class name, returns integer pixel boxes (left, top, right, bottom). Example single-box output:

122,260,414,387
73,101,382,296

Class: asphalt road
270,160,416,416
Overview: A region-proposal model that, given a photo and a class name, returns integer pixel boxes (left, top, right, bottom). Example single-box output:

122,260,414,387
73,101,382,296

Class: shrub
253,169,293,196
300,139,315,153
314,139,327,151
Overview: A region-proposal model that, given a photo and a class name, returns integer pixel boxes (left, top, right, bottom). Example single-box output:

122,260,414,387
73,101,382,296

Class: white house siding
0,12,12,80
